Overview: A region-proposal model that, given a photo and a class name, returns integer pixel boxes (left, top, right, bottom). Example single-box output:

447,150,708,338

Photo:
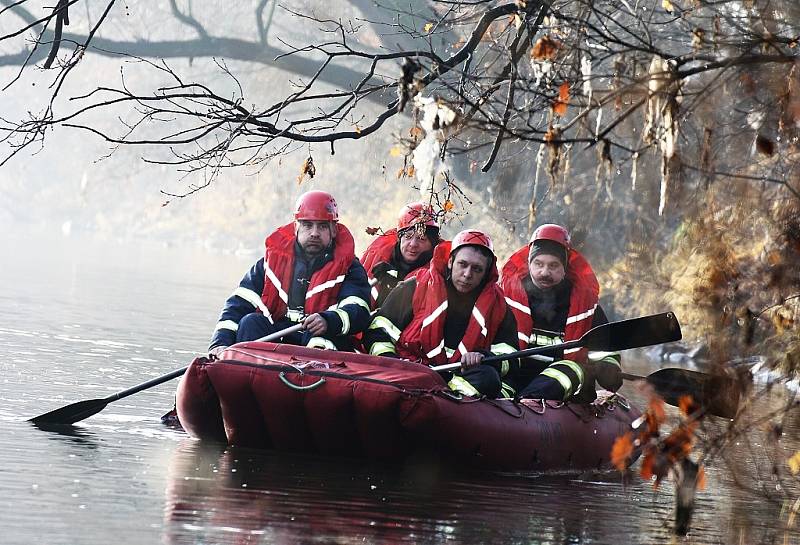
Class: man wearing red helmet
499,224,622,402
361,202,442,308
208,190,371,356
364,229,519,397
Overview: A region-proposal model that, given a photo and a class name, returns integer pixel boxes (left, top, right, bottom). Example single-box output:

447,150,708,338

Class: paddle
29,323,304,426
431,312,682,372
622,369,740,419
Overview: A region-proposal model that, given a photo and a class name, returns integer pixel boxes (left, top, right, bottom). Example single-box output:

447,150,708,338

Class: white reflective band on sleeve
447,375,480,397
541,368,573,399
370,341,396,356
368,316,402,341
426,339,445,358
564,347,581,355
307,336,337,350
471,306,488,337
333,308,351,335
264,263,289,304
566,304,597,325
214,320,239,332
421,301,448,329
505,297,531,315
588,351,619,360
306,274,346,299
339,296,370,311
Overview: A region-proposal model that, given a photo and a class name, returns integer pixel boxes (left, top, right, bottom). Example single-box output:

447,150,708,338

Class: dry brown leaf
610,432,634,471
365,226,380,236
552,82,570,116
297,156,316,185
530,35,560,61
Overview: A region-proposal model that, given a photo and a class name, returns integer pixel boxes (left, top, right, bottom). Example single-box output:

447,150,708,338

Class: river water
0,231,797,545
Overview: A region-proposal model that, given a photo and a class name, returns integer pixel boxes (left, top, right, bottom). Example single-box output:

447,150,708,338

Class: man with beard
499,224,622,401
364,229,518,397
361,202,442,308
208,190,371,357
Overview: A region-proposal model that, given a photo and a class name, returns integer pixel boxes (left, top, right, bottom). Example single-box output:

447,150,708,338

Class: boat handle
279,372,326,391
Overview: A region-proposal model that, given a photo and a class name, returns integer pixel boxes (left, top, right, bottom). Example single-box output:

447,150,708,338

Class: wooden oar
431,312,682,372
29,323,304,426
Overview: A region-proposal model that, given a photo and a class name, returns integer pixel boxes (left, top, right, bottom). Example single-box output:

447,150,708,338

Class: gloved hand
595,359,623,392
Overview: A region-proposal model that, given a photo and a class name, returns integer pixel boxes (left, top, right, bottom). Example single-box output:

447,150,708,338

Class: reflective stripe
286,309,304,322
233,287,274,324
554,359,585,386
445,346,456,358
447,375,480,397
457,342,468,358
370,341,396,356
307,336,337,350
369,316,402,341
471,306,488,337
214,320,239,332
338,295,370,311
421,301,448,329
306,274,346,299
333,308,350,335
566,304,597,325
490,342,516,355
505,296,531,315
371,286,380,301
564,347,581,355
387,269,399,278
426,339,445,358
518,331,530,344
541,368,573,399
264,263,289,304
368,277,379,286
499,382,516,398
600,356,622,368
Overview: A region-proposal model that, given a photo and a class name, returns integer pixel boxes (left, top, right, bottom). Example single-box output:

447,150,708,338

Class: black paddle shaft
482,312,682,364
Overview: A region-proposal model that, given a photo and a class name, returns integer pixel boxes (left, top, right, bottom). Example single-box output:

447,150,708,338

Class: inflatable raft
176,342,640,471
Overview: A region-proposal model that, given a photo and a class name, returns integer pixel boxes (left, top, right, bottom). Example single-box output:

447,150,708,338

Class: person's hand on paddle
461,351,484,371
208,345,228,360
303,313,328,336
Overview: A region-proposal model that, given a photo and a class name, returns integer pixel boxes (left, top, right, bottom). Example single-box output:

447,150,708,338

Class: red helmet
398,202,438,230
530,223,570,249
452,229,494,255
294,190,338,222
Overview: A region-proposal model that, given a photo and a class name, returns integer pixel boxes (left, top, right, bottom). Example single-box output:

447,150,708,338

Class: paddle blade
29,398,109,426
644,368,740,419
584,312,682,352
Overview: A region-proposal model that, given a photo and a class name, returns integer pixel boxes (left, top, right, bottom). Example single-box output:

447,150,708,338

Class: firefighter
208,190,371,357
361,202,442,308
364,229,519,397
499,224,623,401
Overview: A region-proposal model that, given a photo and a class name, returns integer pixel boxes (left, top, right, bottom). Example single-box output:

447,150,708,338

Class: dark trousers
236,313,354,351
442,365,502,398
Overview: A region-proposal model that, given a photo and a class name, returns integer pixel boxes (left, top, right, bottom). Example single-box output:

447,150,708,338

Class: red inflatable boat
176,342,640,471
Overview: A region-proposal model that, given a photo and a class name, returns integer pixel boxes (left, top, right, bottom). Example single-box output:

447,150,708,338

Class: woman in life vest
208,190,371,356
499,224,623,402
364,229,519,397
360,202,443,309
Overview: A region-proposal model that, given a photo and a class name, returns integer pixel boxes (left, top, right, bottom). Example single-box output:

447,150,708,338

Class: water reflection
162,440,674,545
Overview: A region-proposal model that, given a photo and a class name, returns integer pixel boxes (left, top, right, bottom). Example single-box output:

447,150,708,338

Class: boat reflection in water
161,438,658,545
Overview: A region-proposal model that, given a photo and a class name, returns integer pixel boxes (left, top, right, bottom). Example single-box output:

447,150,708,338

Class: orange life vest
500,245,599,362
397,241,507,364
259,222,355,323
360,229,399,306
